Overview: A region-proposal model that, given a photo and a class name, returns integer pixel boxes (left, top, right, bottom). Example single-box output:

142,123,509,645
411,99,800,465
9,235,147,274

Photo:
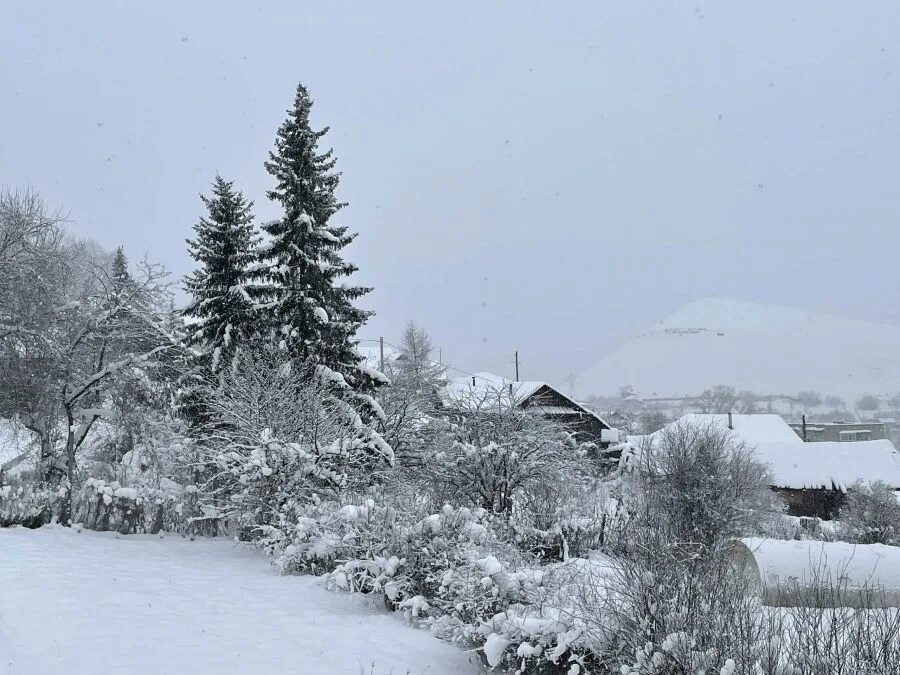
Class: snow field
0,526,479,675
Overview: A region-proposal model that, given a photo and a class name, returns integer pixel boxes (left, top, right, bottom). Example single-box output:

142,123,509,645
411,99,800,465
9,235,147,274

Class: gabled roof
753,439,900,490
673,413,802,445
442,371,543,405
441,371,609,427
633,414,900,490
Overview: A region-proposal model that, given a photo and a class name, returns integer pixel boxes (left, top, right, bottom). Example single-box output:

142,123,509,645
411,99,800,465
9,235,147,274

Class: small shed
730,538,900,608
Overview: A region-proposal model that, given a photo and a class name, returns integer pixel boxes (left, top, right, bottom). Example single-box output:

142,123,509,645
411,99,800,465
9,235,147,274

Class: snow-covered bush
624,421,784,547
0,478,61,528
298,490,614,672
581,532,762,674
195,350,393,540
73,477,198,535
420,393,592,515
473,555,624,673
317,497,593,670
324,502,516,611
502,479,625,561
840,480,900,545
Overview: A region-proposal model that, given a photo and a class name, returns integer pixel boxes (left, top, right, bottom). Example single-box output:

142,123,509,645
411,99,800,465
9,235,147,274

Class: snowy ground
0,527,480,675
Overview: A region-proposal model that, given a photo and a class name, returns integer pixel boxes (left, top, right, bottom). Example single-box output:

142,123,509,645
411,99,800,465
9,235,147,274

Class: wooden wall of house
522,385,610,445
773,487,846,520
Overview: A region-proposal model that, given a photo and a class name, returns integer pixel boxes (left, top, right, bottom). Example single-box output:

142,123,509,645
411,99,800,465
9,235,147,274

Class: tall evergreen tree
106,246,147,349
111,246,131,292
259,83,378,392
184,175,257,372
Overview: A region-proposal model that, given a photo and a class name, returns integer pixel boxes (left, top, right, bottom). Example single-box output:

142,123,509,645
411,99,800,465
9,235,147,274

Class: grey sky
3,2,900,391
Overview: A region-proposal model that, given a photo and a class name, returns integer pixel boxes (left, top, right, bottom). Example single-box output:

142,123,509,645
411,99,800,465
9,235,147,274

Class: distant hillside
578,298,900,400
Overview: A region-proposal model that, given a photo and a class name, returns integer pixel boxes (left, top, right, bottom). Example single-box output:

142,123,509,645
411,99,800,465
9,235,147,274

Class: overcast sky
3,2,900,390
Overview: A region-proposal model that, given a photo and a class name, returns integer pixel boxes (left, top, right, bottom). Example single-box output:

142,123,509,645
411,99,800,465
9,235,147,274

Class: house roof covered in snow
442,372,543,405
753,439,900,490
441,371,609,426
673,413,803,446
630,414,900,490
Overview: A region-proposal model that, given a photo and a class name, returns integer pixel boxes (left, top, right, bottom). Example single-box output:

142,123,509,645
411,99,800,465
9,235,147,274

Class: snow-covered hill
578,298,900,400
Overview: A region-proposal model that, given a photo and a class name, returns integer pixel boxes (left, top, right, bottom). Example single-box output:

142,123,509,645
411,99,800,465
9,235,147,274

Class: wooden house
441,372,613,448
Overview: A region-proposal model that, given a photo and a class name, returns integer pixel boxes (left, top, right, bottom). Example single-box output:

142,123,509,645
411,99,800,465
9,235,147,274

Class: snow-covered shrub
502,479,625,561
74,477,195,534
259,492,401,576
590,535,762,674
420,393,593,515
473,555,624,673
0,478,60,527
316,499,512,605
840,480,900,545
194,351,394,540
624,421,784,547
311,493,610,672
64,417,206,535
330,502,566,668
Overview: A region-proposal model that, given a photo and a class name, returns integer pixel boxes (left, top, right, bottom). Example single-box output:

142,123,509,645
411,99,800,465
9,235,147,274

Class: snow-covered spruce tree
183,175,257,372
111,246,131,291
257,84,383,401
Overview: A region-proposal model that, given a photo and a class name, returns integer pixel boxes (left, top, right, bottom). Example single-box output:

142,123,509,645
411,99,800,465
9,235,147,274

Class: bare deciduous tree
695,384,738,414
630,420,783,546
734,390,761,414
424,384,585,513
376,322,445,464
796,390,823,411
0,190,179,520
856,394,881,414
840,480,900,545
195,347,393,534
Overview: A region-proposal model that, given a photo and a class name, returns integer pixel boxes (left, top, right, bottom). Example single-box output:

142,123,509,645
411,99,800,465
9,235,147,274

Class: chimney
802,414,808,442
471,376,476,387
727,412,734,430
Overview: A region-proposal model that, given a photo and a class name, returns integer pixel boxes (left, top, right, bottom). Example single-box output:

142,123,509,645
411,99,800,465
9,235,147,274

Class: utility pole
514,350,519,381
379,336,384,371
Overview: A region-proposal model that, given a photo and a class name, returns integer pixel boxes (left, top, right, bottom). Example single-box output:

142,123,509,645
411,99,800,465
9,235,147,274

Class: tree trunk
57,410,77,525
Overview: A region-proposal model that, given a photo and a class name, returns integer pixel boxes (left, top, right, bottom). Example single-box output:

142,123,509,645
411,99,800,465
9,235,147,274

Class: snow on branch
66,344,172,406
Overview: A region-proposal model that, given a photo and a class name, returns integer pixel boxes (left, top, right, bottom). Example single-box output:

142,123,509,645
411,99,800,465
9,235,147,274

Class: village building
790,419,887,443
632,413,900,519
441,372,614,449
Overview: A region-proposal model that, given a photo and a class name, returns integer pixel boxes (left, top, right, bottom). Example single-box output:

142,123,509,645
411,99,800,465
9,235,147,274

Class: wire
355,337,498,382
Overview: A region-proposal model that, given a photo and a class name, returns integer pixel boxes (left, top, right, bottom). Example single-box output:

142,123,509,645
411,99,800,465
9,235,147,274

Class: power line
356,337,499,382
